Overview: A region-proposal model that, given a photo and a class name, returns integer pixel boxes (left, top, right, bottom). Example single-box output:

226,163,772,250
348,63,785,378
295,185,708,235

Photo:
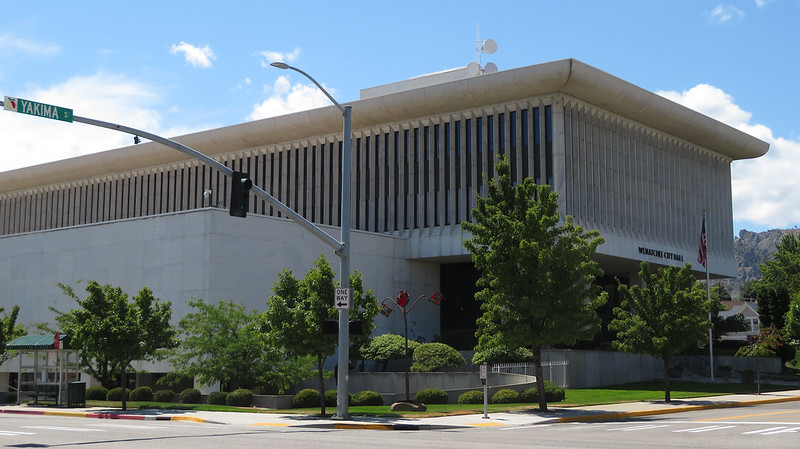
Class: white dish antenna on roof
475,24,498,74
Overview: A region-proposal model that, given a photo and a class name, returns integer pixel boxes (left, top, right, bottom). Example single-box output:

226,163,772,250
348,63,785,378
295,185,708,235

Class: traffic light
229,171,252,218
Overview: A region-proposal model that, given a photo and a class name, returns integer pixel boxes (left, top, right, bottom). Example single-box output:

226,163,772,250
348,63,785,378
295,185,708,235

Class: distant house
719,301,760,341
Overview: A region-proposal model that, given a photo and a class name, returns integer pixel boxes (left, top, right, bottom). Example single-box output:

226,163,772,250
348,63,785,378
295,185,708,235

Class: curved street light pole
271,62,352,419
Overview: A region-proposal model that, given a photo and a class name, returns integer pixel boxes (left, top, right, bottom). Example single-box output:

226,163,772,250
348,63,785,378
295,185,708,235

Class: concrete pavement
2,389,800,430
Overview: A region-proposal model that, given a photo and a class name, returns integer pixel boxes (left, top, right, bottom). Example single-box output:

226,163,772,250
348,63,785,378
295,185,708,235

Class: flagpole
703,209,715,382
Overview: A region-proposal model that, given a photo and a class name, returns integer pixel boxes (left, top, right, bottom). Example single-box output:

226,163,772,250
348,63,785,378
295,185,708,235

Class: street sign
4,96,73,123
335,287,351,310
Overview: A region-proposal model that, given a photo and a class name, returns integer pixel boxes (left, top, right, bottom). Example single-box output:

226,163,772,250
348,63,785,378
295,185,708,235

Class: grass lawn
40,380,796,418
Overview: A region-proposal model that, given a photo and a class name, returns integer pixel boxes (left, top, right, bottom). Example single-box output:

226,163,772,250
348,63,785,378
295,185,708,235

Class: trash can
67,381,86,407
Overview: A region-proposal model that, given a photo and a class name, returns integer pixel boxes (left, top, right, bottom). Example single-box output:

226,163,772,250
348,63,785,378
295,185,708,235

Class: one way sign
335,287,351,310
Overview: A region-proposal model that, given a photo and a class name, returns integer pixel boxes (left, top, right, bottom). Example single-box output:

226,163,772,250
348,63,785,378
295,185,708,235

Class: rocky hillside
725,228,800,299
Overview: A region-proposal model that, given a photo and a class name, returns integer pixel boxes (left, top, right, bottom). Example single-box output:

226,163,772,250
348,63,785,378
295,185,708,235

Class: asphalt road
1,402,798,448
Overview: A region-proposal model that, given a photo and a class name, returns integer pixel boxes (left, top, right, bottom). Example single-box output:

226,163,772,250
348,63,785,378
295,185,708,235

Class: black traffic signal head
229,171,252,218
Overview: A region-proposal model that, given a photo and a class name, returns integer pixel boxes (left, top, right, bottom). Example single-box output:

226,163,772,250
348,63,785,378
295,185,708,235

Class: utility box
67,381,86,407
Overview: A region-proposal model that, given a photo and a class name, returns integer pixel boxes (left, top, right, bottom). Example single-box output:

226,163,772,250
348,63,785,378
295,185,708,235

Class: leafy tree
462,155,607,412
410,342,466,372
784,294,800,349
754,234,800,329
360,333,420,371
735,325,782,394
471,345,534,365
609,262,712,403
265,255,377,415
54,281,176,410
169,299,313,393
0,305,26,365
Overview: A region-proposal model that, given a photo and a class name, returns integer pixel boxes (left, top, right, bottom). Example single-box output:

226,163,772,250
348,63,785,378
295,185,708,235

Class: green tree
265,255,377,415
54,281,176,410
0,305,26,365
410,342,466,372
609,262,712,403
169,299,313,393
754,234,800,329
735,325,782,394
360,333,420,371
462,155,607,412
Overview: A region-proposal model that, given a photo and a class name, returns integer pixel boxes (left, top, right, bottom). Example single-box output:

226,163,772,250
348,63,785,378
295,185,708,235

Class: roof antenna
475,23,498,74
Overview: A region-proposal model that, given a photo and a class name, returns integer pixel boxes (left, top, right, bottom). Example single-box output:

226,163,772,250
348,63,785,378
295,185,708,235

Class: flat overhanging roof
0,58,769,193
7,334,69,350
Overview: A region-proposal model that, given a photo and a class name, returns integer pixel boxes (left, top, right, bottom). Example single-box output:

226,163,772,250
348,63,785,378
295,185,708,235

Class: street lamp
271,62,352,419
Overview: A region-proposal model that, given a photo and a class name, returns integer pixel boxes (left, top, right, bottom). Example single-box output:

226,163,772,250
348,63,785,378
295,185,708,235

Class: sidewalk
2,389,800,430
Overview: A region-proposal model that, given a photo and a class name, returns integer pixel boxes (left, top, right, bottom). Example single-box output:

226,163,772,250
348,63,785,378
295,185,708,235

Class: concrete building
0,59,769,386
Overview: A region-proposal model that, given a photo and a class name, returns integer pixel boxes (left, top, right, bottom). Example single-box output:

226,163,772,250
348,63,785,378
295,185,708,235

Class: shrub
86,386,108,401
226,388,253,407
491,389,520,404
457,390,484,404
129,386,154,402
351,390,384,406
520,381,566,403
324,389,352,407
180,387,202,404
410,342,466,372
292,388,320,408
154,389,175,403
207,391,228,405
472,346,534,365
415,388,448,404
106,387,125,401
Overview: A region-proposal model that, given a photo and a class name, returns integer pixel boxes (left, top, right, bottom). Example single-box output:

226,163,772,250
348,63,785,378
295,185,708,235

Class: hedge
86,386,108,401
415,388,448,404
520,381,566,403
351,390,384,406
292,388,320,408
457,390,484,404
180,387,202,404
129,386,154,402
154,389,175,403
491,389,519,404
226,389,254,407
207,391,228,405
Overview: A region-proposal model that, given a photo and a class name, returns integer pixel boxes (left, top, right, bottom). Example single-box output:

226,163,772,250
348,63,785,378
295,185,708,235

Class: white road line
742,426,788,435
22,425,104,432
501,424,551,431
0,431,36,436
609,424,670,432
673,425,735,433
763,427,800,435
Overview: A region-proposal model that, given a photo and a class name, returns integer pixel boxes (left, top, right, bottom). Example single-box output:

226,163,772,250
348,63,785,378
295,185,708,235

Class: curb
294,422,468,431
0,408,227,425
547,394,800,424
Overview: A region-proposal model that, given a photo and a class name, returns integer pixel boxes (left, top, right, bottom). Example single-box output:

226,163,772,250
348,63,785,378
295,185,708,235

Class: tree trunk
317,355,326,416
120,364,128,411
663,356,671,403
532,345,547,412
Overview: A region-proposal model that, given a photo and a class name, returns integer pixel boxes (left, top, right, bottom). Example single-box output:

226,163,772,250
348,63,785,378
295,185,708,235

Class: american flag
697,216,707,268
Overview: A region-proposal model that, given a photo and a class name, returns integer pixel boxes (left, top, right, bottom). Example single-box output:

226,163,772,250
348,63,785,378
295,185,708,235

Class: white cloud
0,72,164,172
257,48,301,68
658,84,800,231
170,42,216,68
247,74,333,120
0,34,60,57
708,4,745,24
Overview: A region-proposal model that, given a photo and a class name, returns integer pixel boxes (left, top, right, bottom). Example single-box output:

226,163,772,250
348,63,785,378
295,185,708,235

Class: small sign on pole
335,287,351,310
481,363,489,419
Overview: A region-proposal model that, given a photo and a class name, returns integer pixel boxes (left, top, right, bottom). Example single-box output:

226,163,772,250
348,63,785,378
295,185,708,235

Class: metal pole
704,210,714,382
336,106,352,419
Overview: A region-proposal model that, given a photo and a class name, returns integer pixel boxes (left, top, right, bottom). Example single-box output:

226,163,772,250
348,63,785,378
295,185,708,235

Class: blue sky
1,0,798,235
